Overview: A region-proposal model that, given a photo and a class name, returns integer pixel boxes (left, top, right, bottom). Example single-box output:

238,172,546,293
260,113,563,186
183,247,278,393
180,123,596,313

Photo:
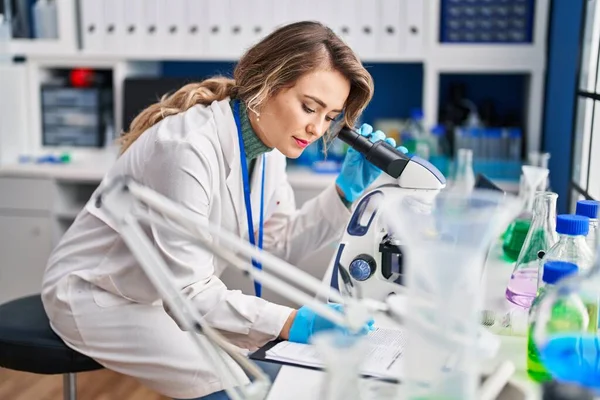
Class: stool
0,294,103,400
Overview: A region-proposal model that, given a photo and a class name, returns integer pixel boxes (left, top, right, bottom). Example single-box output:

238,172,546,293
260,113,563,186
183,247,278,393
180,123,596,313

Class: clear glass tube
311,331,367,400
505,192,558,308
452,148,475,194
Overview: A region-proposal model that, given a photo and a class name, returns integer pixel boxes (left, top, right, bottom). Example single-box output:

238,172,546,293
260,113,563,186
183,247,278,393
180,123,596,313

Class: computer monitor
122,77,199,131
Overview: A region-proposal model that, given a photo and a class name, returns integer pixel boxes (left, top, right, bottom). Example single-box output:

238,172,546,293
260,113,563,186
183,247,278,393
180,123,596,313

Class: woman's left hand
335,123,408,203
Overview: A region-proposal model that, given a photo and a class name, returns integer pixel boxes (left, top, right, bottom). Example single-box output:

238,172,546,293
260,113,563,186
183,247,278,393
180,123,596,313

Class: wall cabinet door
0,214,53,305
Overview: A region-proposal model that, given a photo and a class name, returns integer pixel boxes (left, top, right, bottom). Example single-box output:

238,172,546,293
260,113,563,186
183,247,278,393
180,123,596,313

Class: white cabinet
0,214,53,304
0,175,103,305
0,177,54,304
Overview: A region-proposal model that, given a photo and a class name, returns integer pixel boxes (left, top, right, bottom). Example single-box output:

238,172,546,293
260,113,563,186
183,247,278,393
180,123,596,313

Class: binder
123,0,144,55
140,0,160,56
229,0,247,57
378,0,402,57
159,0,186,56
80,0,104,52
405,0,424,55
102,0,124,54
206,0,229,57
334,0,358,50
356,0,377,59
247,0,273,47
184,0,208,56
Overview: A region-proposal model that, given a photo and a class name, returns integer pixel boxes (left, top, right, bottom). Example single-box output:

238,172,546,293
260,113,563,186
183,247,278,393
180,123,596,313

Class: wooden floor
0,368,169,400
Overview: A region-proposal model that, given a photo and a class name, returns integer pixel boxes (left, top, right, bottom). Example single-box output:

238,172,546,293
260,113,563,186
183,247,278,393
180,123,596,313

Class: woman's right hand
285,303,374,344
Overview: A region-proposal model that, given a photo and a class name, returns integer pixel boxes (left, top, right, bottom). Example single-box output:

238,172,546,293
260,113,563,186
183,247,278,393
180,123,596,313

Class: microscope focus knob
349,255,376,281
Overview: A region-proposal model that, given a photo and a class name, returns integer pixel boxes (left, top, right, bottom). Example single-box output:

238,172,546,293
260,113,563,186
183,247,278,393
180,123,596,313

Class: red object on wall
70,68,95,88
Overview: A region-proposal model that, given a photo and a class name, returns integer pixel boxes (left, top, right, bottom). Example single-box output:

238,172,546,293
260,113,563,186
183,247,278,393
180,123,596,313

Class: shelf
8,39,77,57
20,48,546,71
0,160,110,182
21,50,427,64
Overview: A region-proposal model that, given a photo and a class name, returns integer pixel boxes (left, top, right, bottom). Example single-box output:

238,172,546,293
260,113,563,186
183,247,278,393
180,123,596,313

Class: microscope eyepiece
337,126,410,179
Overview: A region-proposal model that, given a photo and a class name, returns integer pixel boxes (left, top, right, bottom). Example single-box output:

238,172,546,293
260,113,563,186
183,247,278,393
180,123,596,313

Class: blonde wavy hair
119,21,375,154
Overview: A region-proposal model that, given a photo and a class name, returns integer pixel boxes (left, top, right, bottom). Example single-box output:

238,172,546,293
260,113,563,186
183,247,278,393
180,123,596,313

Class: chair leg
63,373,77,400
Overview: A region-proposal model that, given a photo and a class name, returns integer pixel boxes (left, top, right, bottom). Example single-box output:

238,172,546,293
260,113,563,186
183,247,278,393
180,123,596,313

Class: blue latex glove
336,123,409,203
288,303,375,344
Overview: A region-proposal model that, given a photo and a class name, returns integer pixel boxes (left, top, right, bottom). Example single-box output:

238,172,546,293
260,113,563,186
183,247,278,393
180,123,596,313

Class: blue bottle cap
542,261,578,285
431,125,445,136
576,200,599,219
410,108,424,120
556,214,589,236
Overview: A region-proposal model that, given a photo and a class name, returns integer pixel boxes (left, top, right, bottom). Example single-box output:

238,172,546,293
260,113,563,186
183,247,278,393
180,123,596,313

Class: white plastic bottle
32,0,58,39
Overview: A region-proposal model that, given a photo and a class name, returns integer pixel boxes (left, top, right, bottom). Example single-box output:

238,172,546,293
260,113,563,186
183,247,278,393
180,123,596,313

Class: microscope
324,126,447,302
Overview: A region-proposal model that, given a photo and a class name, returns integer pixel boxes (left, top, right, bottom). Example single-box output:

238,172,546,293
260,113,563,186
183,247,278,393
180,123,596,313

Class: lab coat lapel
225,160,247,238
227,155,266,242
212,99,250,239
249,154,265,231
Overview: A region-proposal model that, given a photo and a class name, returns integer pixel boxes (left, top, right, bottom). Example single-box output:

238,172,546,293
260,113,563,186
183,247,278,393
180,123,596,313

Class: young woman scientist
41,21,405,400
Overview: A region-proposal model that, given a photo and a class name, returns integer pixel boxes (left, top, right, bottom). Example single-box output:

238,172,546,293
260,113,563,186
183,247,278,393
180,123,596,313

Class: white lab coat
41,99,351,399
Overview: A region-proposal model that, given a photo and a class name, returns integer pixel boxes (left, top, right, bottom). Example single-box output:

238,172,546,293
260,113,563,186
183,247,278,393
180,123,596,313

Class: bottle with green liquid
527,261,593,382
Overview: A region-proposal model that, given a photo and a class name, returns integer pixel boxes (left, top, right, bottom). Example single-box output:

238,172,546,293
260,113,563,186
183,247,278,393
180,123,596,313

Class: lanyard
233,100,266,297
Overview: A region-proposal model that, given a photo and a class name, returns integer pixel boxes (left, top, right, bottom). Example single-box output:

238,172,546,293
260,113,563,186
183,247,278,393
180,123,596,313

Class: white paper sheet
265,327,405,379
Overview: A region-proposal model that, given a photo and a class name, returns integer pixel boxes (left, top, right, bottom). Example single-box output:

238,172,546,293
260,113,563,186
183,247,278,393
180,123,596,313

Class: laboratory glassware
528,151,552,191
540,215,594,285
576,200,599,255
502,166,549,261
532,242,600,392
505,192,558,308
311,331,368,400
452,148,475,194
381,188,522,400
526,261,580,382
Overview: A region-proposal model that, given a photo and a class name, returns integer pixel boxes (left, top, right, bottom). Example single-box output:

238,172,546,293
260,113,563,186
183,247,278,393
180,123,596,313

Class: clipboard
250,340,325,373
250,340,401,384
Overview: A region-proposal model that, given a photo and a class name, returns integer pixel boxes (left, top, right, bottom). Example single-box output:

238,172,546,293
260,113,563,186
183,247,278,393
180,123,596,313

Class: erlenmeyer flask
380,189,522,400
505,192,559,308
502,166,550,261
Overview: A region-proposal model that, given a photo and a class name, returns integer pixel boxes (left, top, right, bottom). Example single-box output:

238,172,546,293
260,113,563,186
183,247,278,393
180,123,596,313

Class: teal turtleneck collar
230,99,272,162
